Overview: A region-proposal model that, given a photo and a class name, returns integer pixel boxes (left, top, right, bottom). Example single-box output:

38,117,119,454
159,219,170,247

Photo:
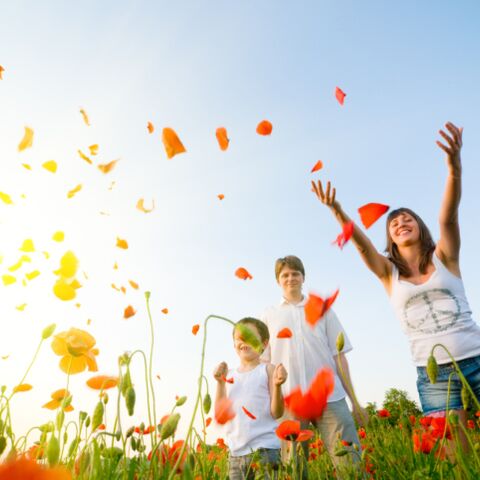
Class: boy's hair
274,255,305,281
235,317,270,343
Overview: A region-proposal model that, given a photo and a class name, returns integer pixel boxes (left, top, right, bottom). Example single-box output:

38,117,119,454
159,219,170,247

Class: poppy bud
126,387,136,416
125,426,135,438
56,410,65,431
62,395,73,409
426,354,438,384
176,396,187,407
115,430,121,441
67,438,79,457
334,448,349,457
92,401,104,431
79,411,88,422
139,422,145,432
47,435,60,465
42,323,56,339
138,444,146,453
160,413,180,440
0,437,6,456
461,385,470,411
103,392,109,405
121,370,132,397
85,416,91,428
448,411,459,425
145,291,151,301
203,393,212,414
131,437,137,451
336,332,345,353
63,431,68,444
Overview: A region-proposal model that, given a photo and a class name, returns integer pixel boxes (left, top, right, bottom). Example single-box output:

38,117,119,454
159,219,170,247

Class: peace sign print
403,288,461,334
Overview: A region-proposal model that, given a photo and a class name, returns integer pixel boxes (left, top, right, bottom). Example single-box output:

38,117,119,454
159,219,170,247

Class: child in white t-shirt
214,317,287,480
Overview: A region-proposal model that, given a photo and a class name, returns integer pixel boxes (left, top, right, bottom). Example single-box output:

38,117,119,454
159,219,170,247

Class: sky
1,0,480,443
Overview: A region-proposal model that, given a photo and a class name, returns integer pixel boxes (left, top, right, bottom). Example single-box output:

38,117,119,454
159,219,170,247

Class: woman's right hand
213,362,228,382
311,180,340,212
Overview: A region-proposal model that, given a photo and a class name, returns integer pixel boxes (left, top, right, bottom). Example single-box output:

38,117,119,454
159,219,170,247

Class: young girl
214,317,287,480
312,122,480,437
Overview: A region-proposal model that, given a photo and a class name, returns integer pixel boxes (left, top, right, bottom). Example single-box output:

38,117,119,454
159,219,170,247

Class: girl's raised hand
213,362,228,383
311,180,338,210
436,122,463,171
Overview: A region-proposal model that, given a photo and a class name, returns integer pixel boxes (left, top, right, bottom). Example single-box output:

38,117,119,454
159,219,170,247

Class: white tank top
224,363,280,456
389,252,480,366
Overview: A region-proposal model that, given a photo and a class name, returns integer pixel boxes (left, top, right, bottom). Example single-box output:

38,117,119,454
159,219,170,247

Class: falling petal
161,308,169,314
26,270,40,281
13,383,33,393
20,239,35,252
116,237,128,249
311,160,323,173
192,324,200,335
332,221,354,249
162,127,186,159
217,194,225,201
136,198,155,213
128,280,139,290
16,303,27,311
111,284,121,292
42,160,57,173
113,262,118,270
0,65,4,79
8,255,31,272
147,122,154,134
235,267,253,280
222,375,234,384
277,328,293,339
52,231,65,242
216,127,230,151
18,126,34,152
124,305,136,319
335,87,346,106
89,144,99,156
358,203,390,229
1,355,9,360
0,192,13,205
120,286,126,294
42,251,50,259
304,290,340,327
67,184,82,199
53,279,76,301
242,406,257,420
98,159,119,174
256,120,273,136
80,108,90,126
21,163,32,171
215,397,236,425
78,149,92,165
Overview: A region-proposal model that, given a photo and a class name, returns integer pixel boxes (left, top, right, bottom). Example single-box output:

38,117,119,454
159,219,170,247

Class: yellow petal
8,260,24,272
116,237,128,249
22,163,32,170
2,275,16,286
26,270,40,281
78,150,92,165
52,231,65,242
79,108,90,126
51,333,69,356
88,144,99,156
128,280,139,290
13,383,33,393
70,279,82,290
42,160,57,173
53,279,76,301
42,399,61,410
20,239,35,252
18,126,34,152
0,192,13,205
67,184,82,199
58,251,79,278
113,262,118,270
51,388,70,400
16,303,27,311
98,159,119,174
59,355,87,374
136,198,155,213
43,251,50,259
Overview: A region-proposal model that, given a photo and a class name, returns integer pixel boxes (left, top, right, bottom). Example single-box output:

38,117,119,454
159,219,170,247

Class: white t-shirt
261,296,352,402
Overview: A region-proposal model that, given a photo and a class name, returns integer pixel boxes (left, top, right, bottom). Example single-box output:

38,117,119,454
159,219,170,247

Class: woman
312,122,480,433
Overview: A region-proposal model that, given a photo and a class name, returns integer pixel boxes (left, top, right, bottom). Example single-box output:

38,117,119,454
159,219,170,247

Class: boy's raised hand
273,363,287,386
213,361,228,382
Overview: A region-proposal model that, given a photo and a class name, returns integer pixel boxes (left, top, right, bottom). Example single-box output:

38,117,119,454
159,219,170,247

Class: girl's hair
385,207,435,277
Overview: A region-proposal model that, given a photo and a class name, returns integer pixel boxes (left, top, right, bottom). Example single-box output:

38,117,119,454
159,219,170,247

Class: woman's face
388,212,420,246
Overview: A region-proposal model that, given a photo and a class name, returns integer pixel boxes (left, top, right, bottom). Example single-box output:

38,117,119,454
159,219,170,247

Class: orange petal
256,120,273,136
215,127,229,151
162,128,186,159
124,305,136,319
358,203,390,229
86,375,119,390
128,280,139,290
217,194,225,201
13,383,33,393
88,144,99,156
161,308,169,314
0,65,4,79
335,87,346,106
42,160,57,173
67,184,82,199
242,406,257,420
147,122,154,134
78,149,92,165
98,159,119,174
311,160,323,173
235,267,253,280
42,399,61,410
120,286,126,294
215,397,236,425
18,126,34,152
277,328,293,339
304,290,339,326
80,108,91,126
136,198,155,213
116,237,128,249
332,221,354,249
192,324,200,335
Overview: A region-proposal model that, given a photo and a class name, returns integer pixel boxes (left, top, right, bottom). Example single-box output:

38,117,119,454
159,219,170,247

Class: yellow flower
42,389,74,411
51,328,99,374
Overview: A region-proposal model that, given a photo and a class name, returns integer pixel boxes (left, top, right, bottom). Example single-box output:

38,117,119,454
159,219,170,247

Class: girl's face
388,212,420,246
233,324,265,362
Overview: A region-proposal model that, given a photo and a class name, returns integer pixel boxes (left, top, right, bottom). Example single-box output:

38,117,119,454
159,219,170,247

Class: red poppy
304,290,339,327
284,368,334,421
335,87,346,105
429,417,451,439
277,328,293,339
332,221,354,249
276,420,314,442
256,120,273,136
377,409,391,418
358,428,366,439
409,415,416,426
235,267,253,280
242,406,257,420
467,420,475,429
215,398,236,425
412,431,436,454
358,203,389,229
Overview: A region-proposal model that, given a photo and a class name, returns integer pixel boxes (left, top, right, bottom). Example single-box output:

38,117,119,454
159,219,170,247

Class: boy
214,317,288,480
262,255,364,474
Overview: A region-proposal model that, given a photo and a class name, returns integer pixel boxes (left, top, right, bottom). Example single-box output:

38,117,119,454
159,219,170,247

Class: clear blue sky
1,0,479,440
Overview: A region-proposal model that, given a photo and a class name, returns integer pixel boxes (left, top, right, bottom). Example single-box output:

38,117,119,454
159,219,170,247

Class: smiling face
233,323,266,362
388,211,420,247
277,265,305,299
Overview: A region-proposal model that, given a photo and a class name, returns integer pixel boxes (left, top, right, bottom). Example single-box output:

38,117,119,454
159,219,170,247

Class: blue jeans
228,448,280,480
417,354,480,414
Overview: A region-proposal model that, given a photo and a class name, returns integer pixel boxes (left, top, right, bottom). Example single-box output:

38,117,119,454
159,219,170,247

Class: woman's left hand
436,122,463,172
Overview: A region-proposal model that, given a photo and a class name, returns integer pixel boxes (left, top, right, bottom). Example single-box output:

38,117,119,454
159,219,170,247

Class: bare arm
436,122,463,270
267,363,287,419
312,180,392,290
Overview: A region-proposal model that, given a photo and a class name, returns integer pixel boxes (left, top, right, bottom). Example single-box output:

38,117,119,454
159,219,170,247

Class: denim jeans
228,448,280,480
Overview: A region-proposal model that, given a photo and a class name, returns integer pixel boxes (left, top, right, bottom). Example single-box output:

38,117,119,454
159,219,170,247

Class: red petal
242,406,257,420
277,328,293,339
358,203,390,229
221,376,234,384
235,267,253,280
256,120,273,136
311,160,323,173
192,324,200,335
215,398,236,425
216,127,230,151
331,221,354,249
304,290,339,327
335,87,346,106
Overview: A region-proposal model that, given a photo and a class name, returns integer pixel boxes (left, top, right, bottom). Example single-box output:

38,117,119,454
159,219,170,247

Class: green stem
144,292,158,436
